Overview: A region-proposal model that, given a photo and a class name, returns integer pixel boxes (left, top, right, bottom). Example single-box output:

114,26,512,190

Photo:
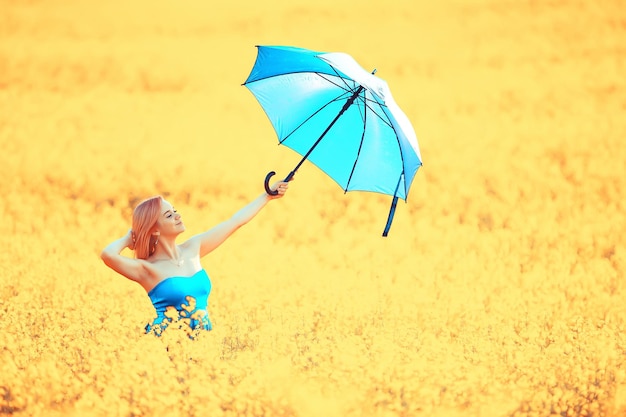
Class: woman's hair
131,195,163,259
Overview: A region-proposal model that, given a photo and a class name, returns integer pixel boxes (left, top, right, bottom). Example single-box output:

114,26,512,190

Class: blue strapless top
145,269,212,337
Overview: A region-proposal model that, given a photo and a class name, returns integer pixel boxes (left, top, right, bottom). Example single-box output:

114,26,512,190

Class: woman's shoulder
133,260,168,290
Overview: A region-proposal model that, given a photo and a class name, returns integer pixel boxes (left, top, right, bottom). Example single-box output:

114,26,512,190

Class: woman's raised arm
190,180,290,257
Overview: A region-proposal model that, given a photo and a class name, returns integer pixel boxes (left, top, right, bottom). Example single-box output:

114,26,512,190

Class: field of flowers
1,0,625,416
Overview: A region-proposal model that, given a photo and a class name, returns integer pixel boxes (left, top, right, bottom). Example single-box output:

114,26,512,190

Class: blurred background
1,0,625,416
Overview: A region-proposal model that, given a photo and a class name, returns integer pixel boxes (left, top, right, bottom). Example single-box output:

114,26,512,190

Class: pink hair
131,196,163,259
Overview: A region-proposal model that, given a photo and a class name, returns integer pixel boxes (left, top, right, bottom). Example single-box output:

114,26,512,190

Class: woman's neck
151,238,179,260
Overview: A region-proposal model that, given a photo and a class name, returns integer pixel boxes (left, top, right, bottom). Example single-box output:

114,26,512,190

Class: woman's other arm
101,229,146,282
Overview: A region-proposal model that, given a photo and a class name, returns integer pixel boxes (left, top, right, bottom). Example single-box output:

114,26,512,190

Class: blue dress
145,269,213,337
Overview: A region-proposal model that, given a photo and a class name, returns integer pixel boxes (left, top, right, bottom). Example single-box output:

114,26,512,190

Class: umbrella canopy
243,45,422,236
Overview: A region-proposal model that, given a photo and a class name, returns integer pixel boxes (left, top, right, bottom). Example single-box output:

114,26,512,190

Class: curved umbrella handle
264,171,279,195
264,170,295,195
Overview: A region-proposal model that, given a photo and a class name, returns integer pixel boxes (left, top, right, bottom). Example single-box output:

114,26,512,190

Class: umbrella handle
264,170,295,195
264,171,279,196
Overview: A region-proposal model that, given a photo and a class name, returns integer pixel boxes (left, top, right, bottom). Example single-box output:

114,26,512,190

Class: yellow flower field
1,0,625,416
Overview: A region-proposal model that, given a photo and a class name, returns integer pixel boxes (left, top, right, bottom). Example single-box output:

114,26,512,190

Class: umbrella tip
371,68,377,75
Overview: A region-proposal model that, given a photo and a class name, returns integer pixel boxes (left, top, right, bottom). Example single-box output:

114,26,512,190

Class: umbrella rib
279,72,358,143
243,70,320,85
361,98,393,130
279,90,352,144
316,72,353,93
344,125,366,194
376,104,411,199
344,90,368,192
247,70,361,145
355,92,411,199
244,71,351,93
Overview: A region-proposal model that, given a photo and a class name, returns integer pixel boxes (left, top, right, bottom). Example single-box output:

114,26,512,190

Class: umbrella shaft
291,85,364,175
284,170,296,182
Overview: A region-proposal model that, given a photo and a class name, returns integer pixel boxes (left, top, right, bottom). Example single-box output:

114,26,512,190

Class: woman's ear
152,231,160,236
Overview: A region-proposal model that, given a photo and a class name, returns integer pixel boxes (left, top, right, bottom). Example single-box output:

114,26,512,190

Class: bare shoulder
133,260,171,292
129,258,161,285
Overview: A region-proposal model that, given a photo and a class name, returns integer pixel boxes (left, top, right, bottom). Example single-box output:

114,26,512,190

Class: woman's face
155,199,185,236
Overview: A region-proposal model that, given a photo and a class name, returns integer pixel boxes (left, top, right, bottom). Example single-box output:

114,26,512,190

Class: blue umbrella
243,45,422,236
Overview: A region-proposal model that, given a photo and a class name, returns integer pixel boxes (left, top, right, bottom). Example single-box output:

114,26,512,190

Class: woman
101,180,291,338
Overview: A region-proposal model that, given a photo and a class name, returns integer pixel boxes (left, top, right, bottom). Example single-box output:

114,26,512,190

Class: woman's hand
268,179,291,199
126,228,136,250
